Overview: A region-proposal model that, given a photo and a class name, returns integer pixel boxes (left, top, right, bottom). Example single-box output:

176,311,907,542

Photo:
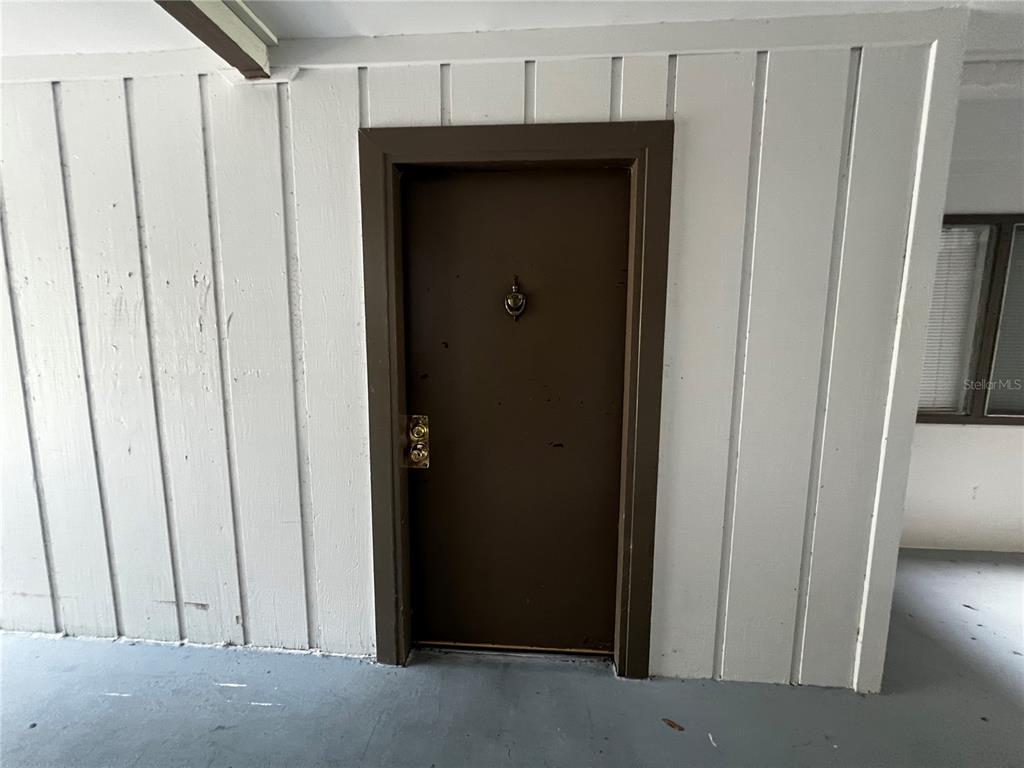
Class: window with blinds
918,225,991,413
987,224,1024,415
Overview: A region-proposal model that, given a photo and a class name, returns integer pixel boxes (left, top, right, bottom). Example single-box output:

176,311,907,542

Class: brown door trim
358,122,674,679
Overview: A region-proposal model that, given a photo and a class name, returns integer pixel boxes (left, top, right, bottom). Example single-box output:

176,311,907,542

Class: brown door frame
358,122,674,679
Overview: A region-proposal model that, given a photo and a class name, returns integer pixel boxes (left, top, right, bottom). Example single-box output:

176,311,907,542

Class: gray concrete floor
2,549,1022,767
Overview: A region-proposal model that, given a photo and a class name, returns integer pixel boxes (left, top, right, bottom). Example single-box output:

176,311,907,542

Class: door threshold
410,644,614,668
418,639,612,656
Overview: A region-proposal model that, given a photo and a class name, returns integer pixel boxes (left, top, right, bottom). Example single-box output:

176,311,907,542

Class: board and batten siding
0,10,963,691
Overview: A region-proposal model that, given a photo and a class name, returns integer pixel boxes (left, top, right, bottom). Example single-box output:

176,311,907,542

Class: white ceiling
0,1,201,57
1,0,1022,58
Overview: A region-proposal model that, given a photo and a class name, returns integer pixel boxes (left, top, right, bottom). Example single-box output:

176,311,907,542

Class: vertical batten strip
851,37,946,692
856,47,939,691
714,50,768,680
2,82,116,636
524,61,537,124
277,81,319,650
610,57,623,121
131,74,242,645
366,65,442,127
619,55,670,121
205,76,308,649
792,47,862,684
722,48,851,684
61,77,185,640
649,51,758,680
357,67,369,128
0,202,58,633
288,68,374,654
449,62,526,125
124,77,185,641
534,58,611,122
52,81,124,637
198,73,249,645
665,55,678,119
801,45,930,687
848,39,955,693
440,63,452,125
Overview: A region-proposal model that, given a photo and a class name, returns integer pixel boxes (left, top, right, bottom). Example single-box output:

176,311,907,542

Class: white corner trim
272,8,970,69
1,48,230,83
1,7,970,83
852,10,969,693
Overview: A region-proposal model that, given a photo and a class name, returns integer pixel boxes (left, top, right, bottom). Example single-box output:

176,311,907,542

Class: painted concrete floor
2,549,1021,768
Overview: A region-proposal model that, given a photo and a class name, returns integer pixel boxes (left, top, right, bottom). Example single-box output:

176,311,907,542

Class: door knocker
505,276,526,321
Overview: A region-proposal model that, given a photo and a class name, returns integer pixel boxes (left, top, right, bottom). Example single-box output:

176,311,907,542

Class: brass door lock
403,415,430,469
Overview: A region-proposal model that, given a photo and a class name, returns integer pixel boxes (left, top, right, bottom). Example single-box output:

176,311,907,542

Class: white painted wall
0,10,965,692
904,426,1024,552
902,64,1024,554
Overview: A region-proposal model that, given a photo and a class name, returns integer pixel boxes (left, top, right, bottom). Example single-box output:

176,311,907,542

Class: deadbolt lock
403,415,429,469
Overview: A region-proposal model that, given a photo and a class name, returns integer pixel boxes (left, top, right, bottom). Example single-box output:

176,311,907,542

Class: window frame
917,212,1023,425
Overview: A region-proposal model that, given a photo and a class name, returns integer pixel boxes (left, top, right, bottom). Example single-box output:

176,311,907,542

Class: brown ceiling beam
156,0,272,79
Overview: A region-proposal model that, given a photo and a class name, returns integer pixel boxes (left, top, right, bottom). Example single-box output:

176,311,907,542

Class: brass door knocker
505,276,526,320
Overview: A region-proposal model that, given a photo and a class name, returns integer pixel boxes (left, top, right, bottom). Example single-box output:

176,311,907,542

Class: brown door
402,165,631,655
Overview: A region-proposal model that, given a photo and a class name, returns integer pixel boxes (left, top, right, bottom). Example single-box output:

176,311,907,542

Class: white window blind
987,224,1024,415
918,225,991,412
